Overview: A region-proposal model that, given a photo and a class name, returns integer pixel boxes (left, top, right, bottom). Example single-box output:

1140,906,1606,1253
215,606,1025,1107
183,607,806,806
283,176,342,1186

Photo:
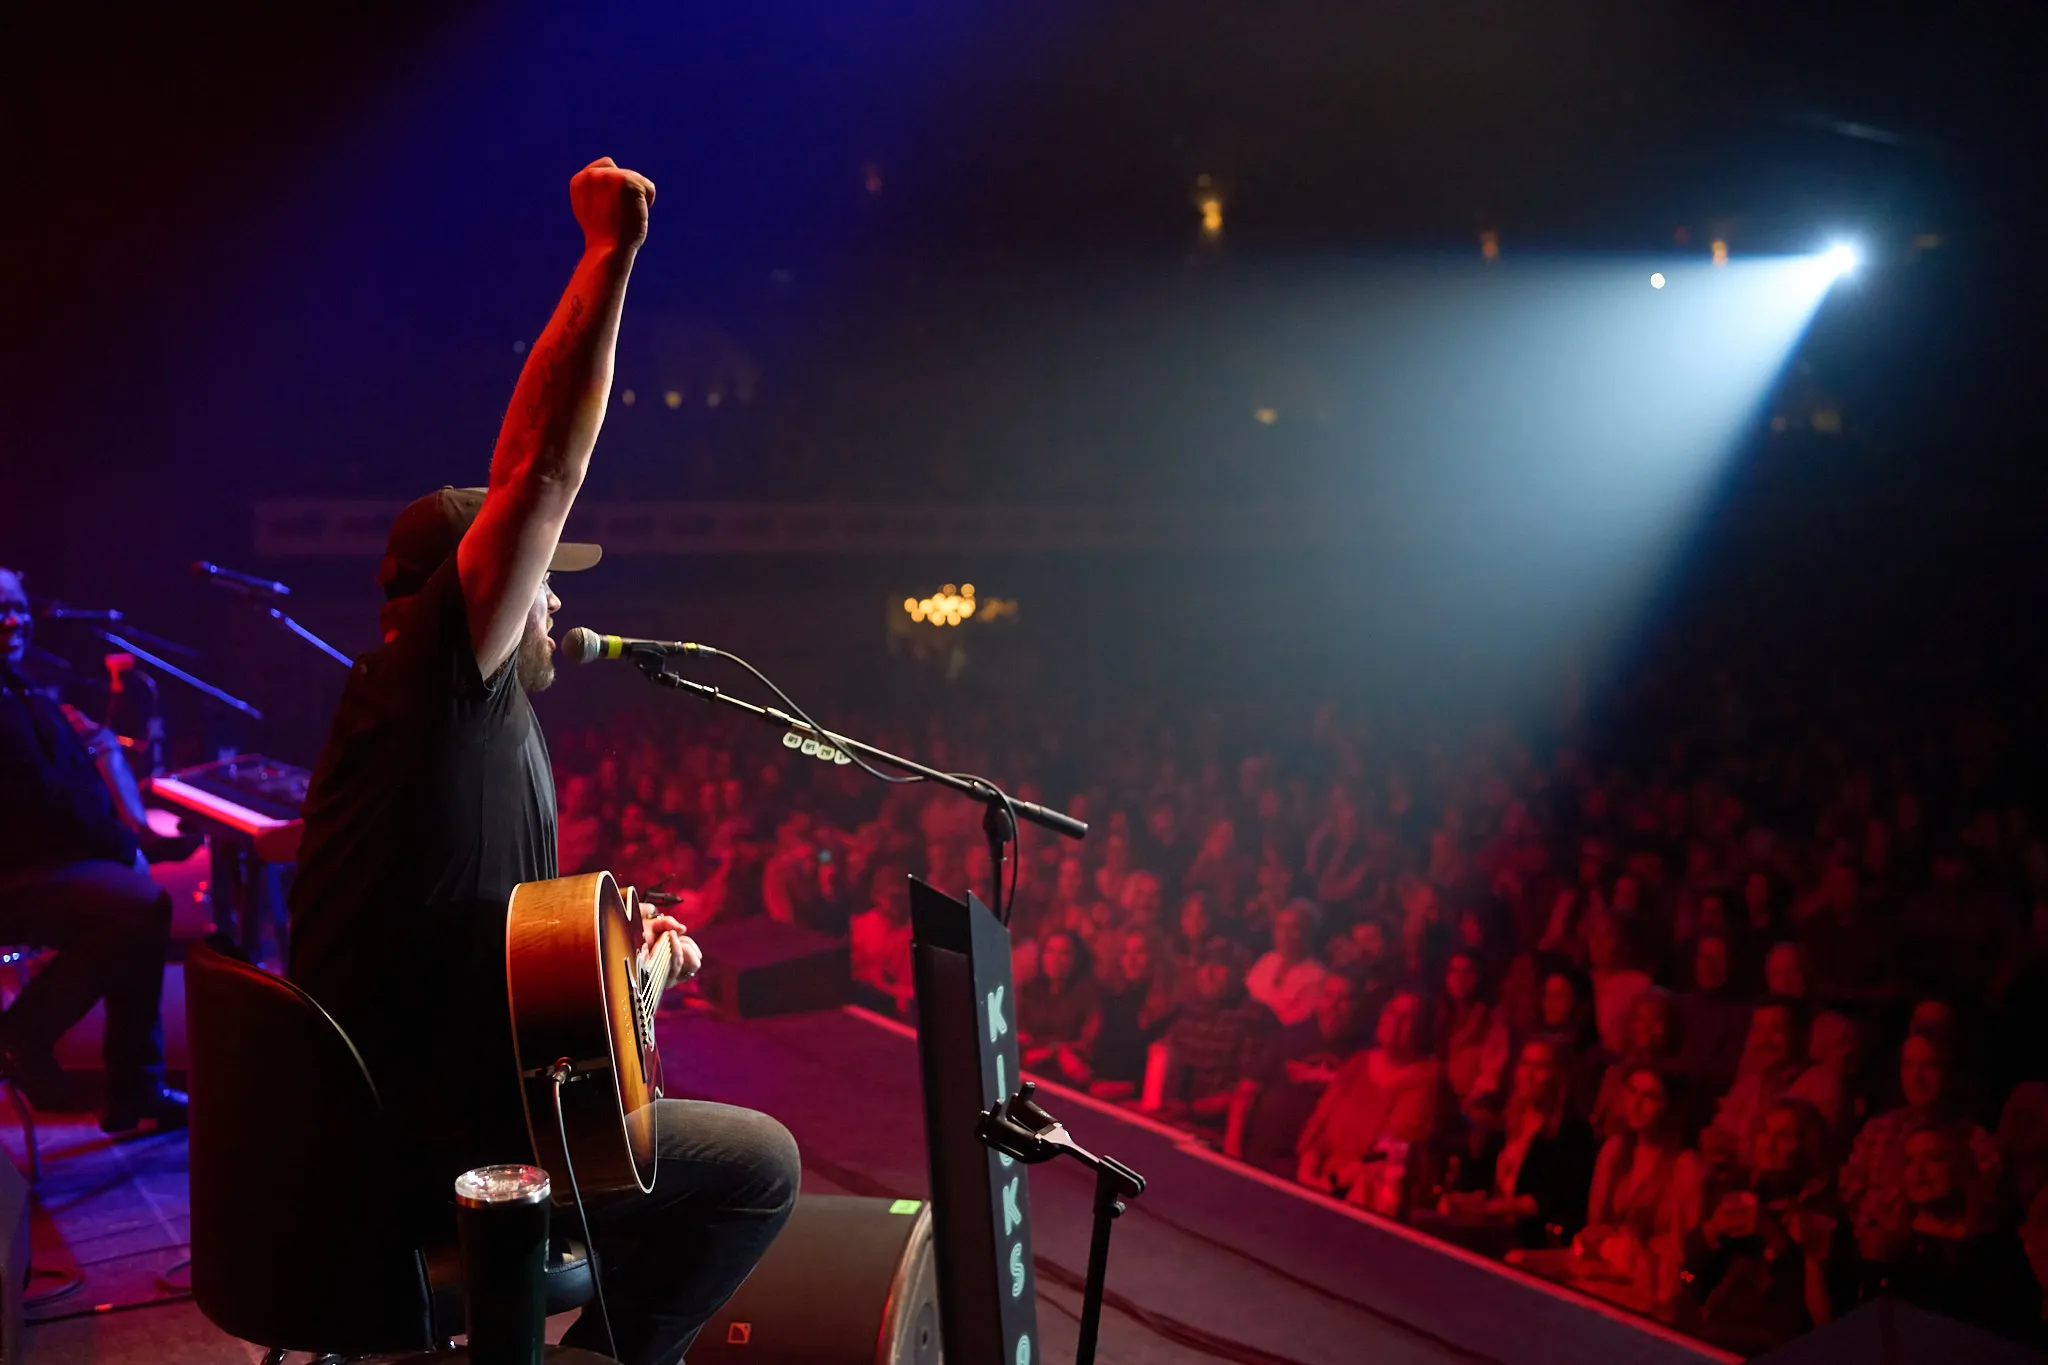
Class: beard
515,619,556,692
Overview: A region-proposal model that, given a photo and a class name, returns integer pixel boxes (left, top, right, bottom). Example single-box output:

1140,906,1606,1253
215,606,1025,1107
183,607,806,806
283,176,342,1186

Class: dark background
4,0,2045,763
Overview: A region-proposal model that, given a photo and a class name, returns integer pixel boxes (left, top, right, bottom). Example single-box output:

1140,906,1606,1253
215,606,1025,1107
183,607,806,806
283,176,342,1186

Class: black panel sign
910,878,1040,1365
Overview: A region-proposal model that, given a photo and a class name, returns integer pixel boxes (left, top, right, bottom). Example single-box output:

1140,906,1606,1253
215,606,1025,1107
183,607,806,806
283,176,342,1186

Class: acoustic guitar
505,870,684,1199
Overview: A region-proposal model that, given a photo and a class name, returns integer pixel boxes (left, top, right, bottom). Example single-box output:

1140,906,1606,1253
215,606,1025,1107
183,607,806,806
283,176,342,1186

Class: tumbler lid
454,1163,552,1208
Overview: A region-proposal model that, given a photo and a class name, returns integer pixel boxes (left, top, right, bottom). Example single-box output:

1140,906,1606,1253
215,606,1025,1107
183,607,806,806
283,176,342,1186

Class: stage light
1822,242,1859,278
1649,272,1666,290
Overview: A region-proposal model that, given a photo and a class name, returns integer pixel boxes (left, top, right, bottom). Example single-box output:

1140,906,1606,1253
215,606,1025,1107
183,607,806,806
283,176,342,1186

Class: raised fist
570,157,656,253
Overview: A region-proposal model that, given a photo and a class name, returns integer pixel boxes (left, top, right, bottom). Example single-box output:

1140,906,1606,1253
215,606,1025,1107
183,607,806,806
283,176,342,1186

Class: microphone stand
253,603,352,668
197,579,351,668
623,653,1086,918
100,630,263,720
980,1082,1145,1365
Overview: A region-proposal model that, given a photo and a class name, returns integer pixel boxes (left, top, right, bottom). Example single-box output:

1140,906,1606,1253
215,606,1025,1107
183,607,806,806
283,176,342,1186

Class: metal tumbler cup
455,1164,553,1365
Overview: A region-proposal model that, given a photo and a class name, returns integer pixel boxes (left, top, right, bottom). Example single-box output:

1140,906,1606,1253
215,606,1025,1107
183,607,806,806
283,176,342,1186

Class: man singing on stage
289,158,797,1365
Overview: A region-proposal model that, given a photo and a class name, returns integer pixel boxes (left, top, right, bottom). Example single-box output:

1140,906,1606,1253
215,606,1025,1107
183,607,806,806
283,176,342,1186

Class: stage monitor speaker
690,1195,940,1365
694,918,851,1018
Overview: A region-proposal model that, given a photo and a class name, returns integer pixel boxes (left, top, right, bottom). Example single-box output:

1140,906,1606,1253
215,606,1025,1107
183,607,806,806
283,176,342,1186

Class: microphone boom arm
627,657,1087,843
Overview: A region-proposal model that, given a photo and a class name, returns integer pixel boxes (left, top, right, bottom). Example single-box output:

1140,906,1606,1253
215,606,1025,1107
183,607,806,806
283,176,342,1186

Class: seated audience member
1572,1065,1703,1305
1679,931,1751,1103
1592,988,1686,1138
1990,899,2048,1094
1138,795,1191,892
1168,892,1216,996
2024,1165,2048,1341
1990,1080,2048,1334
1528,962,1607,1121
1306,786,1371,913
761,809,826,929
1017,930,1100,1085
1086,929,1177,1098
1763,941,1811,1002
1851,1121,2038,1336
1841,1029,2002,1260
1587,914,1655,1057
1807,1009,1866,1145
1395,877,1450,983
1182,815,1248,916
1232,972,1367,1168
1997,1082,2048,1233
1329,915,1398,1025
1245,899,1330,1027
1684,1098,1843,1351
1146,946,1269,1120
1433,1039,1598,1250
1468,951,1544,1124
1114,867,1165,936
1438,949,1496,1108
1798,863,1904,1006
1092,831,1134,908
1238,856,1296,943
848,864,915,1016
1052,854,1108,935
1296,989,1442,1206
1705,999,1842,1168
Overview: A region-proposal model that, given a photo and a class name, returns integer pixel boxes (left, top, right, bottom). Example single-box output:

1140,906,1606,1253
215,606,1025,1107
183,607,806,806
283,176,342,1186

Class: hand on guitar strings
643,912,703,988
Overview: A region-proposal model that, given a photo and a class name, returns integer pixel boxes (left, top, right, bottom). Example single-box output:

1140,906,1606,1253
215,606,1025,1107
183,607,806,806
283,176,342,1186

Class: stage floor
664,1003,1725,1365
1,1001,1728,1365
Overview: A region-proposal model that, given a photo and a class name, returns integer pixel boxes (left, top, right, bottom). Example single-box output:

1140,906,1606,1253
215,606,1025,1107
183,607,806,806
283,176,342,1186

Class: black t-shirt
288,560,556,1209
0,671,139,881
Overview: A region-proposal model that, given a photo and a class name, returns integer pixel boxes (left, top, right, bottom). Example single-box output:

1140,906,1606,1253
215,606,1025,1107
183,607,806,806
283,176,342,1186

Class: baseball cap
377,486,602,600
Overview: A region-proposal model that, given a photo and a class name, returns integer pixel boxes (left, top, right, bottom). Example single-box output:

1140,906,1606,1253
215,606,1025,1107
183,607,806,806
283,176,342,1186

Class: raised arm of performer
453,157,697,967
460,156,655,680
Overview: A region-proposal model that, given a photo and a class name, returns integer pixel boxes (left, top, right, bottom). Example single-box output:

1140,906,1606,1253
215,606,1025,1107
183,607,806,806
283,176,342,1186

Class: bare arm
459,157,656,678
61,703,147,830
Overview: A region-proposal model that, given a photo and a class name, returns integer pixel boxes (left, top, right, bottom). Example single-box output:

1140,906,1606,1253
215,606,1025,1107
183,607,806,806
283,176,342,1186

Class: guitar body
506,871,664,1199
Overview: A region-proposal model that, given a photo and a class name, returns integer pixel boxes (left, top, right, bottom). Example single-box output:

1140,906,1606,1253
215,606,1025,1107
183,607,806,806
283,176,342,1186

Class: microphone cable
553,1066,619,1365
685,646,1028,922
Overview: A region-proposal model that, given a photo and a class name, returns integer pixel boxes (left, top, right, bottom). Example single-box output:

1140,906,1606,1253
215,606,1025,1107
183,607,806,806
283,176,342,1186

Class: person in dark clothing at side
0,567,183,1134
288,161,797,1365
1084,928,1177,1098
1428,1037,1598,1252
1850,1120,2040,1338
1683,1097,1845,1353
1017,930,1100,1084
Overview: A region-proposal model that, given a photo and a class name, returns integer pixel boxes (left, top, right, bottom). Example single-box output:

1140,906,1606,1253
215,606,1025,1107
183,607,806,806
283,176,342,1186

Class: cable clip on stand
979,1082,1145,1365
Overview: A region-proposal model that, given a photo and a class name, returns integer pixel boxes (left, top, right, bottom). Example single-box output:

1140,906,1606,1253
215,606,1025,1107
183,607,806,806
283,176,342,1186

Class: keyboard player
0,567,186,1133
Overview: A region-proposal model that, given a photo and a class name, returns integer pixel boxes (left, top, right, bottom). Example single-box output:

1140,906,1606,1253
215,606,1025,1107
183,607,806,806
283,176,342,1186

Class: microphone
560,627,712,666
192,561,291,598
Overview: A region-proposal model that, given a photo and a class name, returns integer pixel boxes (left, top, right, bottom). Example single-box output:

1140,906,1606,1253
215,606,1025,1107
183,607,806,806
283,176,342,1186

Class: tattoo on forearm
521,294,589,435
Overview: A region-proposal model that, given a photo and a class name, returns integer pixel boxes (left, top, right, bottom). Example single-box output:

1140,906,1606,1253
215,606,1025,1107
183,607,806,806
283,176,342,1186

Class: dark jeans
561,1098,800,1365
0,857,171,1096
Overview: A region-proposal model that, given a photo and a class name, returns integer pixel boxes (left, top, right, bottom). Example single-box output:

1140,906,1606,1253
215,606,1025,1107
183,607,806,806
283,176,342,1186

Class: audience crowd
546,659,2048,1351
